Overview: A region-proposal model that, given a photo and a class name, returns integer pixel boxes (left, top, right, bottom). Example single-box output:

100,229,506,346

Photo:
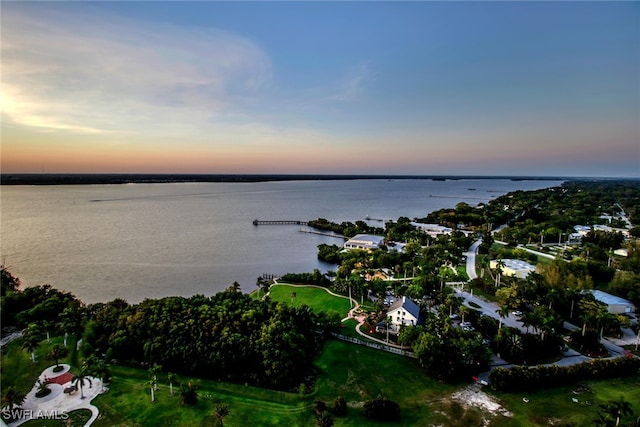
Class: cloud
326,62,372,102
1,4,272,136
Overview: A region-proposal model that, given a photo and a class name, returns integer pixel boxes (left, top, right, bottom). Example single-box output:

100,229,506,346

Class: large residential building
343,234,385,251
411,222,453,237
387,296,421,330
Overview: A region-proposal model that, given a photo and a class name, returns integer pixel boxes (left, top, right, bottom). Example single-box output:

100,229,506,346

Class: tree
47,344,69,371
496,305,510,330
599,397,633,427
181,381,198,405
315,412,334,427
333,396,347,417
213,403,230,427
167,372,178,396
149,363,162,392
72,366,92,399
21,323,41,363
459,304,471,324
494,258,506,287
363,395,400,422
579,298,603,337
148,379,156,403
1,386,25,411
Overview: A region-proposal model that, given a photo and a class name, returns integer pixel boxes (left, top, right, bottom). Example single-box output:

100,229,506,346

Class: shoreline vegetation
0,173,593,186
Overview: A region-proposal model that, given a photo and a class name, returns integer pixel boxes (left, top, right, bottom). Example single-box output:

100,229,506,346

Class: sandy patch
451,384,512,418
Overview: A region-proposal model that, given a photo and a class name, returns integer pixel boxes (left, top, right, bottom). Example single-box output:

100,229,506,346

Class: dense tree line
84,289,337,390
1,269,338,392
307,218,383,238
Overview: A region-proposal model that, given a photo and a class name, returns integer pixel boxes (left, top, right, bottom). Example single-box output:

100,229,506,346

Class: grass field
3,336,640,426
268,283,352,317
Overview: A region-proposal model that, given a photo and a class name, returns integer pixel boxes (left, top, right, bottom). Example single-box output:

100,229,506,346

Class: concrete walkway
6,364,104,427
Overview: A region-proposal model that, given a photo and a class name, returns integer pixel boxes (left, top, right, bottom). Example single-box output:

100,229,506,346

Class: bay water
0,178,562,303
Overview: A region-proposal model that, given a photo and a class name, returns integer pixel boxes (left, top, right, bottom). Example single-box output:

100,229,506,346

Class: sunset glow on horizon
2,2,639,177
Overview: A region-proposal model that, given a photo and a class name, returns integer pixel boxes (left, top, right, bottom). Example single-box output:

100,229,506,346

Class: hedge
489,356,640,392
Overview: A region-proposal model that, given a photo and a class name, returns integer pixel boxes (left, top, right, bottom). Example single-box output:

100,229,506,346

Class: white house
343,234,385,251
387,296,421,330
590,290,635,314
411,222,453,237
490,259,536,279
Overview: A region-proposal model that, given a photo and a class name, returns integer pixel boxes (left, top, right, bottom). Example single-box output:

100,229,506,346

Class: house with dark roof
386,296,421,330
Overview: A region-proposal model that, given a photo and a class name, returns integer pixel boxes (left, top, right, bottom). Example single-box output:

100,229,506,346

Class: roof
388,296,421,320
492,258,536,272
343,234,385,249
591,290,635,307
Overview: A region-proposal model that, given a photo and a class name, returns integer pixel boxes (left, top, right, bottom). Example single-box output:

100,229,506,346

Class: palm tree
148,379,156,402
496,305,510,330
459,305,470,324
167,372,178,396
213,403,230,426
149,363,162,391
599,397,633,427
47,344,69,371
92,358,111,392
2,386,26,411
21,323,41,363
72,367,92,399
494,258,506,287
579,299,601,337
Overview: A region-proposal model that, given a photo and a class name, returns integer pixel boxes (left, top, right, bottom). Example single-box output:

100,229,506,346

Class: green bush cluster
363,395,400,422
489,356,640,392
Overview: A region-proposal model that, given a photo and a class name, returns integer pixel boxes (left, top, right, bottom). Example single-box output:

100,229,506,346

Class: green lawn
492,375,640,427
268,283,352,317
4,331,640,426
314,339,458,426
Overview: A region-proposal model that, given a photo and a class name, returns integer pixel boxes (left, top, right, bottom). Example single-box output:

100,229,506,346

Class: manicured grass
269,283,352,316
5,330,640,426
92,365,315,427
492,375,640,427
314,339,457,426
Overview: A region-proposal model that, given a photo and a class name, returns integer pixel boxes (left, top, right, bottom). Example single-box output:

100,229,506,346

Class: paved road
464,239,482,280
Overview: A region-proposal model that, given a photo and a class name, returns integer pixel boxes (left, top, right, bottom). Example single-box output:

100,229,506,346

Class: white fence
330,332,417,358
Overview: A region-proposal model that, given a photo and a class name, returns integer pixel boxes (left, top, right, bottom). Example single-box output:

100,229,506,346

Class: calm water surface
1,179,561,303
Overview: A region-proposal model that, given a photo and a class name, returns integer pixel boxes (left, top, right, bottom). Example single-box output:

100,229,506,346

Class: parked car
512,310,522,316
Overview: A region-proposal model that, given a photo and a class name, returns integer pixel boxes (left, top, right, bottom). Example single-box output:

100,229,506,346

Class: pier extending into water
253,219,308,226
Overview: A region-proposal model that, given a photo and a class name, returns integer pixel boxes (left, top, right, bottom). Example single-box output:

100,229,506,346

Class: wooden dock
253,219,308,226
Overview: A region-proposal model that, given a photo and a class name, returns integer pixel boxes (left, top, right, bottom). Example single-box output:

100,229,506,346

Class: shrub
333,396,347,417
363,395,400,421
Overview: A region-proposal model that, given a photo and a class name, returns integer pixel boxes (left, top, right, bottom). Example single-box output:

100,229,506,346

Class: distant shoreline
0,173,610,186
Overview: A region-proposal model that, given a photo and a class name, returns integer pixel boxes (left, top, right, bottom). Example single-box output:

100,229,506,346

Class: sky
1,1,639,177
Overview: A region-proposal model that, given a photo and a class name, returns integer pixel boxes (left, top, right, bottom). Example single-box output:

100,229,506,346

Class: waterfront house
343,234,385,251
